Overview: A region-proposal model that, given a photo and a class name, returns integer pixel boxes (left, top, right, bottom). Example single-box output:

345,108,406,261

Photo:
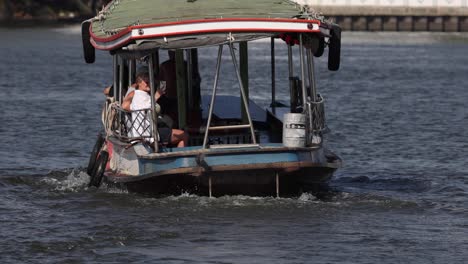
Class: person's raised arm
155,89,165,102
122,90,135,111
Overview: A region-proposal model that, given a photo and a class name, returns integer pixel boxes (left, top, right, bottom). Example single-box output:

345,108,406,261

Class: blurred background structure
298,0,468,31
0,0,111,24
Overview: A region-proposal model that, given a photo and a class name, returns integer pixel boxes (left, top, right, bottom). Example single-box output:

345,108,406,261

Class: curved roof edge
89,18,330,51
85,0,338,50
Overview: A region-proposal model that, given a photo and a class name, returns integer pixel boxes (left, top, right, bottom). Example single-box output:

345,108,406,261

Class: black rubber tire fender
328,25,341,71
88,151,109,188
86,133,105,176
82,21,95,64
314,37,325,57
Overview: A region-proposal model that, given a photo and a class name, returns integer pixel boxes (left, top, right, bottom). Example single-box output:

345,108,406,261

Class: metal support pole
148,54,159,152
117,56,124,135
203,45,224,149
186,49,193,109
153,50,160,76
229,42,257,144
119,56,124,103
113,55,121,134
306,48,318,146
306,48,317,101
299,34,308,111
175,50,187,129
209,176,212,198
287,45,294,84
191,49,201,112
113,55,118,99
287,45,295,112
271,37,276,113
276,172,279,198
128,59,134,86
239,42,249,123
175,49,187,129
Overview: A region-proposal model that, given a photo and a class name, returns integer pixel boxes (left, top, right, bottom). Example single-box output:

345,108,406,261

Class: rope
102,98,119,137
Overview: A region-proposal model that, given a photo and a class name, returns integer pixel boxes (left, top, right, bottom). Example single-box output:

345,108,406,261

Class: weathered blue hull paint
106,142,341,195
139,149,320,175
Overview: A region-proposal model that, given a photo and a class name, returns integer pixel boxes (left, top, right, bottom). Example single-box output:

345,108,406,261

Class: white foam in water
298,192,318,202
104,185,129,194
41,169,90,192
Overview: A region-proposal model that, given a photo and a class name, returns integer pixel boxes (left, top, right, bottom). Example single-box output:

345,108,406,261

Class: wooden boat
82,0,342,197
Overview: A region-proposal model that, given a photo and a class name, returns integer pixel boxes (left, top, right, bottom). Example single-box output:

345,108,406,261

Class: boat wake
0,168,443,213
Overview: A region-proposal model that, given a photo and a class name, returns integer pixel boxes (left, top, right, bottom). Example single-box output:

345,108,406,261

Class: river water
1,27,467,263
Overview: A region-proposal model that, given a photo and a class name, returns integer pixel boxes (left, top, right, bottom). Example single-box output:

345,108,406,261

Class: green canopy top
81,0,340,64
90,0,306,38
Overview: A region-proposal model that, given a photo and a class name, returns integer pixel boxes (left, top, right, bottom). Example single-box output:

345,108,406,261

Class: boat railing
188,130,260,146
307,94,326,133
104,102,261,146
107,104,155,142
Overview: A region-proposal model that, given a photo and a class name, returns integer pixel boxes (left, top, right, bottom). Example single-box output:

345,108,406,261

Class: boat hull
103,140,341,196
109,166,337,196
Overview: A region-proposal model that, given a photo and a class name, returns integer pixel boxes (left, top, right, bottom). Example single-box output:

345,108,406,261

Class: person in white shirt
122,72,188,147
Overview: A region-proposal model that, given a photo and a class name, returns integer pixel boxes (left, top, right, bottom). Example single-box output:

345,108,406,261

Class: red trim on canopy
89,17,322,49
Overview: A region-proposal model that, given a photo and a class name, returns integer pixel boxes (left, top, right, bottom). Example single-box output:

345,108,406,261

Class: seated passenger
122,72,188,147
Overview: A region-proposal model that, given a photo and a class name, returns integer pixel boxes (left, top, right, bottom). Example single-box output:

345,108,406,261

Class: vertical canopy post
117,56,125,136
299,34,308,111
239,42,249,123
306,49,317,101
113,55,118,100
129,59,136,85
175,50,187,129
287,45,295,112
191,49,201,113
148,54,159,152
186,49,193,110
271,37,276,113
229,42,257,145
202,45,224,149
306,48,319,145
276,172,280,198
152,50,160,76
118,56,125,103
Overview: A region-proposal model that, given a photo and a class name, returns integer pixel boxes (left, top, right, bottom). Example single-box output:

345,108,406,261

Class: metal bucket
283,113,306,147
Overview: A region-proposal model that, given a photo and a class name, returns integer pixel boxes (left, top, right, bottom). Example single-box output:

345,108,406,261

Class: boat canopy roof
83,0,337,53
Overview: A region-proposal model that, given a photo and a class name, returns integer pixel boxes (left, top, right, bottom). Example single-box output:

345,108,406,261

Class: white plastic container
283,113,306,147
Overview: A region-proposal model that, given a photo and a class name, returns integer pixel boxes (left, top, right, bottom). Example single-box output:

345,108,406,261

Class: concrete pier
295,1,468,31
330,15,468,32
